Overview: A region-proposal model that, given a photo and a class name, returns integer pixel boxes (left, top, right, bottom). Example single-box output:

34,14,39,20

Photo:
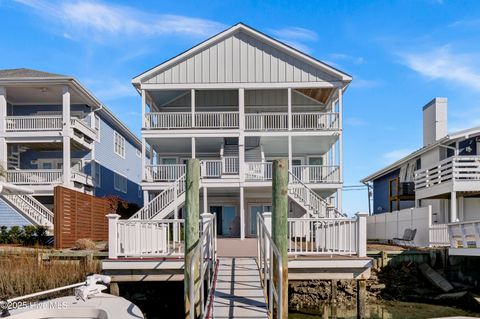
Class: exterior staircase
130,174,186,220
288,171,345,218
1,194,54,228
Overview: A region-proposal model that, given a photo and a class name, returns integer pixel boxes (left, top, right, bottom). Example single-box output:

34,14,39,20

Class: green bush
0,225,50,246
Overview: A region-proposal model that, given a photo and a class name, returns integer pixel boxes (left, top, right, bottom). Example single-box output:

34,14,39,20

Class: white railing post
356,212,368,257
107,214,120,259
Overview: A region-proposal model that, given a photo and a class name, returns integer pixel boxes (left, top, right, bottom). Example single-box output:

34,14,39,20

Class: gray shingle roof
0,68,68,79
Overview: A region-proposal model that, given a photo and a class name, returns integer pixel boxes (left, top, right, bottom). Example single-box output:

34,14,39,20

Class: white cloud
14,0,225,41
269,26,318,54
329,53,365,65
270,27,318,42
399,46,480,91
383,149,414,163
83,78,137,101
344,117,368,126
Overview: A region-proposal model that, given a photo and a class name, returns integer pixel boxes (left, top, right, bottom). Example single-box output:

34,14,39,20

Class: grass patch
0,249,101,300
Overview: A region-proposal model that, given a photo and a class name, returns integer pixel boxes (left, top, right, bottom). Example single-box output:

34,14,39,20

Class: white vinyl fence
367,206,449,247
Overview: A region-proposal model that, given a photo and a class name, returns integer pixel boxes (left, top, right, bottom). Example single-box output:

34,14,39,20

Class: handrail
288,171,346,218
256,213,283,318
2,194,53,227
130,174,186,219
189,214,217,319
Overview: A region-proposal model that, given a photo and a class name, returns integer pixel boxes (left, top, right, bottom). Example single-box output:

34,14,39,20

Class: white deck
209,257,268,319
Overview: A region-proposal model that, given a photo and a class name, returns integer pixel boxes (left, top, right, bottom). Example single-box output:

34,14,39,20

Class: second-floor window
114,173,127,193
114,131,125,158
94,115,101,141
94,162,101,187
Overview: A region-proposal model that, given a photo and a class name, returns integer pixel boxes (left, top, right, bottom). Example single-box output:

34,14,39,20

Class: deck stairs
1,194,54,228
130,174,186,220
288,171,345,218
7,145,25,169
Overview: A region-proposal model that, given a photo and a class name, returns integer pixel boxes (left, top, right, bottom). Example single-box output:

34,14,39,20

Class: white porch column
239,89,245,182
191,89,195,128
107,214,120,259
239,88,245,130
141,89,146,128
141,137,146,181
203,186,208,214
287,88,292,131
191,137,196,158
450,191,457,222
0,87,7,172
143,190,149,207
458,196,465,221
240,186,245,240
288,136,292,169
62,87,71,187
337,88,343,211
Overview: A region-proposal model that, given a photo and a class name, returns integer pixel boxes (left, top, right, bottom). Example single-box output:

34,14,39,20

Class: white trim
113,130,126,159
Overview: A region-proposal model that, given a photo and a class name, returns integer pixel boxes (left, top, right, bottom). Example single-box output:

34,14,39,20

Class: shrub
0,225,51,246
74,238,97,250
8,226,23,244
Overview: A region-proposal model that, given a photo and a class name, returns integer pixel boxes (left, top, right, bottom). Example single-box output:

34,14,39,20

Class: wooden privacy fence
54,186,112,249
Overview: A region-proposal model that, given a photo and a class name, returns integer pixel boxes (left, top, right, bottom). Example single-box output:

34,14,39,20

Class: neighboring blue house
0,68,142,228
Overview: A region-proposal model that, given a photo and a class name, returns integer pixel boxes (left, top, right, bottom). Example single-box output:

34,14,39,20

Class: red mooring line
205,258,220,319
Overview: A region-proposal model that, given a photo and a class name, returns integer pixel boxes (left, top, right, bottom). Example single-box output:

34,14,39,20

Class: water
290,301,479,319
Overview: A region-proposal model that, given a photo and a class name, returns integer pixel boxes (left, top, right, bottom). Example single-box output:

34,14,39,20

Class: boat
0,274,144,318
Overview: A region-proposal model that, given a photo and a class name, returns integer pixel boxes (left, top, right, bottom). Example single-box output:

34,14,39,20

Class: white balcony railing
447,219,480,249
222,156,239,174
195,112,239,128
429,223,450,246
291,112,339,130
145,164,186,182
291,165,340,183
245,162,272,181
245,113,288,131
5,116,63,131
111,218,185,258
415,156,480,191
6,169,63,185
70,118,98,140
145,112,239,129
201,160,223,178
288,217,359,255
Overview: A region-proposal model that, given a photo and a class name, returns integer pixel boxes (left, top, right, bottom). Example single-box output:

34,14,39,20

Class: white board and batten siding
142,30,342,86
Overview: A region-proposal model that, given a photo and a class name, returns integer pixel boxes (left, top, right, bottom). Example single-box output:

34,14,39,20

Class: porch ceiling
262,136,337,156
149,137,224,154
5,85,89,105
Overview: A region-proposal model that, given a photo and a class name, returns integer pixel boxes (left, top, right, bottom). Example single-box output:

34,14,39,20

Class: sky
1,0,480,216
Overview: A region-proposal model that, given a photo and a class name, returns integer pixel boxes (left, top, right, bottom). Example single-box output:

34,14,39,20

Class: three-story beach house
0,68,143,228
132,23,351,239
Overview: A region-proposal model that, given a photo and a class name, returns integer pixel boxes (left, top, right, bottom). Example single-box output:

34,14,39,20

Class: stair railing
288,171,345,218
130,174,186,220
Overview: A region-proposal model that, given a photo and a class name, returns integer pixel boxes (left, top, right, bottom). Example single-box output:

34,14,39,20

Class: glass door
249,204,272,236
308,157,323,182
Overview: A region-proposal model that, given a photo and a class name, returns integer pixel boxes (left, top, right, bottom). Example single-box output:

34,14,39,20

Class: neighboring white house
362,97,480,248
131,23,351,239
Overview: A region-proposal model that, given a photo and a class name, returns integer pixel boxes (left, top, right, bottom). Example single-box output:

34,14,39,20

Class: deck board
210,257,268,319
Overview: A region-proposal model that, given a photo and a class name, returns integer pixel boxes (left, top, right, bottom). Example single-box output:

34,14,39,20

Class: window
114,131,125,158
94,115,101,141
114,173,127,193
94,162,101,187
138,185,142,198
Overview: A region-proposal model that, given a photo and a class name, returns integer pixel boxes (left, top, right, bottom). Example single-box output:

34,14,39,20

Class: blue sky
2,0,480,215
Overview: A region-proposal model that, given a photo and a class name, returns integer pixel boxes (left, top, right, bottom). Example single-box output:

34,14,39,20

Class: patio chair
392,228,417,247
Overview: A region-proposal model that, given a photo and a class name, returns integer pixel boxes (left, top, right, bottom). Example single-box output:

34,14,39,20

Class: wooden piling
272,159,288,318
184,159,200,319
110,282,120,296
357,279,366,319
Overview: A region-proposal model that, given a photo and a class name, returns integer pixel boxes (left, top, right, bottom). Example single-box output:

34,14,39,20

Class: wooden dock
208,257,268,318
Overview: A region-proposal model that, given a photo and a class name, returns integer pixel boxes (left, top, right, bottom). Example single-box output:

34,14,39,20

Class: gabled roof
0,68,66,79
132,22,352,86
361,126,480,183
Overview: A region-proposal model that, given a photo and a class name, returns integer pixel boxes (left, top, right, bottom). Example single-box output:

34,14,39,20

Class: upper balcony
5,115,97,148
415,156,480,199
144,111,339,132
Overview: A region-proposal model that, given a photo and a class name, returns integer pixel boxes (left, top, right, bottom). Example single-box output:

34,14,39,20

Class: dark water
290,301,480,319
